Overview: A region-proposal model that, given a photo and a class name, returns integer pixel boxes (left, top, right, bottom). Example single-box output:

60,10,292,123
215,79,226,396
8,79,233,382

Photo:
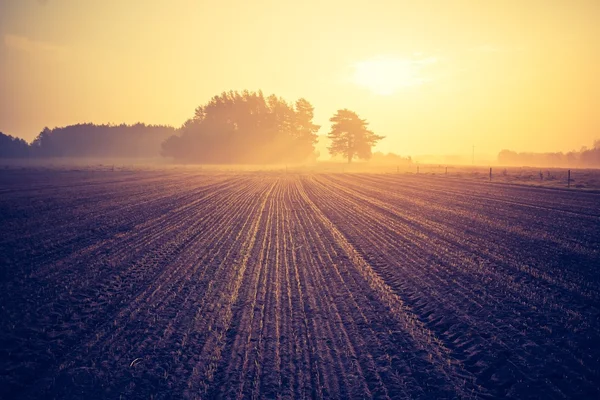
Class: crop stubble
0,170,599,399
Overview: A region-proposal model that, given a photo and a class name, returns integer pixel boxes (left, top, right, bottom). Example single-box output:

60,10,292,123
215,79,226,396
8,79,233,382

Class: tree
161,90,320,164
293,98,320,157
327,109,384,163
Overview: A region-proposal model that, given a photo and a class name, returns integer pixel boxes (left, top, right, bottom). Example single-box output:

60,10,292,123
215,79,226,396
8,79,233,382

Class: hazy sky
1,0,599,157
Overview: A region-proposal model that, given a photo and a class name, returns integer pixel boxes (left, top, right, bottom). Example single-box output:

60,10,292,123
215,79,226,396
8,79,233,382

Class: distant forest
0,123,175,159
498,140,600,168
0,133,29,158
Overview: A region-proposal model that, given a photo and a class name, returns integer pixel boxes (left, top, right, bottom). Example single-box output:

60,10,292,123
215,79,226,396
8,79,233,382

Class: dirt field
1,169,599,399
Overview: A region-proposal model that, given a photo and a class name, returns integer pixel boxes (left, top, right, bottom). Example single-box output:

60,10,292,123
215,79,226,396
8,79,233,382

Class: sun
352,56,433,95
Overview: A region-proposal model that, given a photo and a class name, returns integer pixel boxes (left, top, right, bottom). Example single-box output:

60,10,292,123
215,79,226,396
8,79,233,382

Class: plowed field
1,170,599,399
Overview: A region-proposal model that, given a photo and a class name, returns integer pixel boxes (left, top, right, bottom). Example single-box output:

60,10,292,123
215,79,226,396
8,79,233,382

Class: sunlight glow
1,1,599,157
352,56,435,95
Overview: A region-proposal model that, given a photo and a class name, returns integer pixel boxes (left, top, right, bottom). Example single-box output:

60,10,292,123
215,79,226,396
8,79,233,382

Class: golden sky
1,0,599,158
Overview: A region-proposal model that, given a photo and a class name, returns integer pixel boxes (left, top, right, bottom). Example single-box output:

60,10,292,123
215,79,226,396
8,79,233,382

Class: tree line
0,133,29,158
0,90,384,164
498,140,600,168
1,123,176,159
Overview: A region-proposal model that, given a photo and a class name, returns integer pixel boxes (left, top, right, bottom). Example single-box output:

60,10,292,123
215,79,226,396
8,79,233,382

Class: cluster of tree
30,123,176,158
1,90,385,164
162,91,320,164
498,140,600,168
0,132,30,158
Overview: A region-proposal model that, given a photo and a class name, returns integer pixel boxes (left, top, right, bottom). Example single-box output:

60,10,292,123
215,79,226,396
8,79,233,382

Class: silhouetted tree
0,132,29,158
161,90,320,164
327,109,384,163
30,124,176,158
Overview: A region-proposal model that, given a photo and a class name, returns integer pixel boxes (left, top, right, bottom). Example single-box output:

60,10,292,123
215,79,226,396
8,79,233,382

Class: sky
1,0,599,159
